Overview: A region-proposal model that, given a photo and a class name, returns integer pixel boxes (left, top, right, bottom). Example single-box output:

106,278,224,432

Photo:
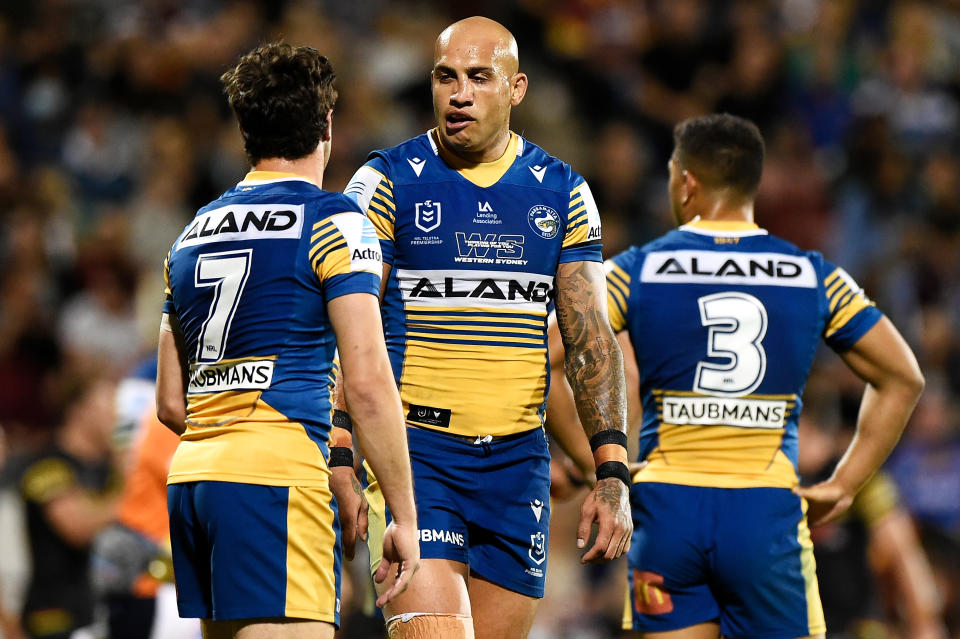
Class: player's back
607,219,881,489
163,172,381,487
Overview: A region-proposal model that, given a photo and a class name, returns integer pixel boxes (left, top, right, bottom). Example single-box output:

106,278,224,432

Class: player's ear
681,169,697,206
322,109,333,143
509,72,528,106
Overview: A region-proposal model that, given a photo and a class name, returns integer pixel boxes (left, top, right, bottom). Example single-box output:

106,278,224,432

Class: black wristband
589,430,628,452
329,446,354,468
595,461,631,487
332,409,353,432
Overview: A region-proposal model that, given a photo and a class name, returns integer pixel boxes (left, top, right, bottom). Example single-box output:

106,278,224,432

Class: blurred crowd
0,0,959,638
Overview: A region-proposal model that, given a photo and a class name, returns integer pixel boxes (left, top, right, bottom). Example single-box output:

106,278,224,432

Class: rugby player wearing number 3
341,16,632,639
554,114,924,639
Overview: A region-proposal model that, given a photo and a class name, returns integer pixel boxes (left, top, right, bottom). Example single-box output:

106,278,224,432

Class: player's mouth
445,111,475,132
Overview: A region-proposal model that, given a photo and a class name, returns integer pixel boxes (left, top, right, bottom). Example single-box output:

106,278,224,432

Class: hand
797,480,854,527
374,521,420,607
577,477,632,563
330,466,368,560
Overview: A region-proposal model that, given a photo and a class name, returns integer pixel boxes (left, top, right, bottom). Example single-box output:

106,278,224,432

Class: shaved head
431,16,527,163
435,16,519,76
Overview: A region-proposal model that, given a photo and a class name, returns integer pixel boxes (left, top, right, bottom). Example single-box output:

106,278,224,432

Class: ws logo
454,232,525,265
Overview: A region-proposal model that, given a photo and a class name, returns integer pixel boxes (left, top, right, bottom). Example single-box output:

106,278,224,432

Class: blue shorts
624,482,825,639
365,427,551,598
167,481,342,624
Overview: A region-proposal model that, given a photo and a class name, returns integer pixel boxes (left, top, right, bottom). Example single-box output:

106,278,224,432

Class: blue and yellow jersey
606,218,883,489
345,129,602,437
163,171,382,486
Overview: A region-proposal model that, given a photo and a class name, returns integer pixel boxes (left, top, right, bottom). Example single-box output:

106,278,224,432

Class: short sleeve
821,261,883,351
344,156,396,265
162,250,175,315
308,212,382,302
559,177,602,263
605,250,637,333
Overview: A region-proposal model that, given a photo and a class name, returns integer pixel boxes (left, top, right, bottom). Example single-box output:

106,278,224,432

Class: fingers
581,517,614,564
358,500,369,542
376,560,415,607
341,508,358,561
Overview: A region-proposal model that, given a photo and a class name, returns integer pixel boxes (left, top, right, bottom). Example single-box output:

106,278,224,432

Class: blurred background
0,0,959,638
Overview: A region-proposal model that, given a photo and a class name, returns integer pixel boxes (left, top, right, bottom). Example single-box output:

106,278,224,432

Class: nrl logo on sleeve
178,204,304,249
527,205,560,239
415,200,441,233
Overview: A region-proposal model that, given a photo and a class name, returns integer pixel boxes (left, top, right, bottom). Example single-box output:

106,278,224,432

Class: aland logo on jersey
179,204,305,249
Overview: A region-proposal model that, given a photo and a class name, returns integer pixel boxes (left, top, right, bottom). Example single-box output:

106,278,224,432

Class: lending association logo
415,200,441,233
527,205,560,239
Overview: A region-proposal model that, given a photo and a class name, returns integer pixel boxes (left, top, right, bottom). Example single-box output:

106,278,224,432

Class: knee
386,613,474,639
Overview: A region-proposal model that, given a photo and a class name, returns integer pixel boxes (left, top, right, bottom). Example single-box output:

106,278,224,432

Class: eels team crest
527,205,560,239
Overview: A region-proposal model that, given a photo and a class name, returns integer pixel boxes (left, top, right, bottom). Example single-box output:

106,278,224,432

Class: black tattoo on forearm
555,261,628,438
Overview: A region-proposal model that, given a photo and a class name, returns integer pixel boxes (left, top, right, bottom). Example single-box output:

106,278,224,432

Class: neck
254,149,325,187
686,195,755,225
439,128,511,165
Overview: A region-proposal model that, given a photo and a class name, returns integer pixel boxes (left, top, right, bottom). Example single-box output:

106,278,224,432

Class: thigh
625,483,719,635
468,429,552,599
176,482,341,624
376,557,471,620
712,488,825,639
468,573,538,639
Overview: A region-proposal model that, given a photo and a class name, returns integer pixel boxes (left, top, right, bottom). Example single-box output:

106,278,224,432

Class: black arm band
329,446,354,468
589,430,628,452
332,409,353,432
595,461,631,487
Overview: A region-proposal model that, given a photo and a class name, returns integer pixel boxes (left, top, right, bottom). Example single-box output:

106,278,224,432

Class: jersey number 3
195,249,252,363
693,292,768,397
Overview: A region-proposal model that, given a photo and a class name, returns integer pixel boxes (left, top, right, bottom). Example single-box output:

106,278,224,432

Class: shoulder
515,137,580,191
367,133,434,174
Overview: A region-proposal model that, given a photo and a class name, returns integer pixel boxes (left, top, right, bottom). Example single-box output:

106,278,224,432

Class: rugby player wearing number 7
156,43,418,639
548,113,924,639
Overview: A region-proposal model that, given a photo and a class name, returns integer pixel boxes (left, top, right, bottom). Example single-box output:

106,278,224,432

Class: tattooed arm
554,259,632,562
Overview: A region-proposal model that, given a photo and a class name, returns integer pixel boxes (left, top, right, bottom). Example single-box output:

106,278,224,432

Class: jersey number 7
194,249,252,364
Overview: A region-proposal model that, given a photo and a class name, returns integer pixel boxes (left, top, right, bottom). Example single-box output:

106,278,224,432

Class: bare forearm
831,382,921,494
345,381,416,527
555,261,628,440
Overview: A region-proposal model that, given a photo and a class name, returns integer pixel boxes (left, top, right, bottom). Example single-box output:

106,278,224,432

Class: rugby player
549,113,924,639
341,16,632,639
155,43,418,639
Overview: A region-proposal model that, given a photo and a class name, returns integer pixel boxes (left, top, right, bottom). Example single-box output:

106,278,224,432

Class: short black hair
221,43,338,166
673,114,765,196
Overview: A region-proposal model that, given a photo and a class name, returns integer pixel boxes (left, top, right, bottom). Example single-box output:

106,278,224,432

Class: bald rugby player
339,16,632,639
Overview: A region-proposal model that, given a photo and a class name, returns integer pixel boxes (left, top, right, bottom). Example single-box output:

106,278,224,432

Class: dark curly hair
673,114,765,197
221,43,338,165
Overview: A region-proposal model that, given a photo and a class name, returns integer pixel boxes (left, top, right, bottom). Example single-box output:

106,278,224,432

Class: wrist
590,430,629,467
329,446,354,468
595,460,631,487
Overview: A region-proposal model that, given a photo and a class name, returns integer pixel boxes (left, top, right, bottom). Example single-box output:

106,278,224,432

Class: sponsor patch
418,528,464,546
640,250,817,287
659,395,788,428
178,205,304,249
330,213,382,274
188,360,275,393
407,404,451,429
633,570,673,615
